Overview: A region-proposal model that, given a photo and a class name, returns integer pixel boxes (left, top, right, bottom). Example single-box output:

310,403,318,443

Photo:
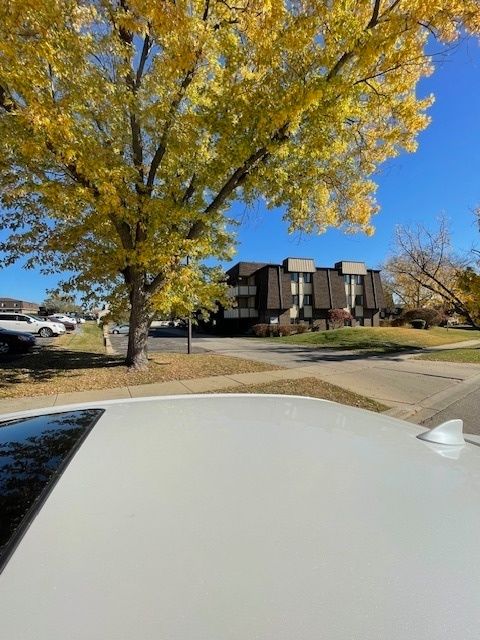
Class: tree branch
146,271,166,294
326,0,385,82
135,33,151,89
146,65,197,191
182,173,197,204
366,0,382,29
187,124,289,240
202,0,211,21
116,1,145,191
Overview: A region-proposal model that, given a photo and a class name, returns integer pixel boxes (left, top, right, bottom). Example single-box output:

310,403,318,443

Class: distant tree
456,268,480,324
328,308,352,329
385,218,479,327
43,294,83,315
382,260,436,309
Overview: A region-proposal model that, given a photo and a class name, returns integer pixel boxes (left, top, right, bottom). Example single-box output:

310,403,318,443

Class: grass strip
270,327,480,353
210,377,388,413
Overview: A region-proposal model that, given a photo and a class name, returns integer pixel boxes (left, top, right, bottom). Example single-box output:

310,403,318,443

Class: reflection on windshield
0,409,103,570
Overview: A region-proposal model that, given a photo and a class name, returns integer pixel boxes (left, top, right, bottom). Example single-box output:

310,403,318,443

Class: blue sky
1,36,480,303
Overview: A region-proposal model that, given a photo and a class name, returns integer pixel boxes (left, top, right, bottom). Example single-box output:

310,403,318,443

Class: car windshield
0,409,103,571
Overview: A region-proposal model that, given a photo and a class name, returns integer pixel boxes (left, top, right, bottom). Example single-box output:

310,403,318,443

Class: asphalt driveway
109,326,208,355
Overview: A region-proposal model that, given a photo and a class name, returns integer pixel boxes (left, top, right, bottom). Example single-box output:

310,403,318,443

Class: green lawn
416,347,480,363
58,321,105,352
271,326,480,353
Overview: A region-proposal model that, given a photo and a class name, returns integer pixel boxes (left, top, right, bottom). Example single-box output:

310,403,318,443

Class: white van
0,313,66,337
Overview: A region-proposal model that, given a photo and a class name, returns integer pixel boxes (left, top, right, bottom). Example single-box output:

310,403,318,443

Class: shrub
312,319,326,332
402,308,445,329
328,308,352,329
277,325,294,336
295,324,308,333
410,319,427,329
391,316,406,327
252,323,308,337
379,319,391,327
251,324,270,337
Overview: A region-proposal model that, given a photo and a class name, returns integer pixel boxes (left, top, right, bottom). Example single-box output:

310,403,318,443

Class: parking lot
109,326,208,355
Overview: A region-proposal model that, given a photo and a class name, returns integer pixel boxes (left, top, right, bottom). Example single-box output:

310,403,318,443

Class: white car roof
0,395,479,639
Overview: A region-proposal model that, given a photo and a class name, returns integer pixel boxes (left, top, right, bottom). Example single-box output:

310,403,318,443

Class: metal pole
187,255,192,354
187,315,192,354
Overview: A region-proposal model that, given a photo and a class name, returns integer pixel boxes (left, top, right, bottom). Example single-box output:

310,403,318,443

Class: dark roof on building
226,262,267,279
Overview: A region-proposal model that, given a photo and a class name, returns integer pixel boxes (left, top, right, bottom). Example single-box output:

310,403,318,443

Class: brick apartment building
214,258,385,333
0,298,40,314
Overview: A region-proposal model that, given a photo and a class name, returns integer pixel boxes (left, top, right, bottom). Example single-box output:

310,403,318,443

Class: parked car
151,320,170,327
168,319,186,328
0,326,36,355
109,324,129,334
0,395,479,639
51,313,77,325
47,315,76,332
0,313,65,337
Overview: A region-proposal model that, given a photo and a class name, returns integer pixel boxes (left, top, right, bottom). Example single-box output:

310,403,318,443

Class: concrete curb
384,370,480,424
102,327,115,355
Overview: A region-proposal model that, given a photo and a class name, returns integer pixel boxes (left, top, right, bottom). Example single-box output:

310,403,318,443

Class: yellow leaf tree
0,1,479,368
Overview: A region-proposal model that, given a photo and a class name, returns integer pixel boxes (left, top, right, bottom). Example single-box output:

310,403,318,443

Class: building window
303,294,312,306
355,295,364,306
355,275,362,285
303,272,312,283
291,272,299,282
343,275,351,284
238,298,249,309
292,294,299,306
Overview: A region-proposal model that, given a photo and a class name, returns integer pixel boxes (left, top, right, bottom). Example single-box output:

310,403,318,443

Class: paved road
421,388,480,436
109,327,208,355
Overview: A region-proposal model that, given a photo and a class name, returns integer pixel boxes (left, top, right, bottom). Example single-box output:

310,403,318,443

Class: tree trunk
126,277,150,370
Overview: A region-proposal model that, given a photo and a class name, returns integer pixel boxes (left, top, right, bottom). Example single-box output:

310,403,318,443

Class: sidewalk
1,339,479,421
0,367,318,415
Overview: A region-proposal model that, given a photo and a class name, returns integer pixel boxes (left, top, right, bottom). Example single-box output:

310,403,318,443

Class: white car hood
0,395,479,639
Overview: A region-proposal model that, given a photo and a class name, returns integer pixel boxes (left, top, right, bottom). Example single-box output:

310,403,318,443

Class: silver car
109,324,129,334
